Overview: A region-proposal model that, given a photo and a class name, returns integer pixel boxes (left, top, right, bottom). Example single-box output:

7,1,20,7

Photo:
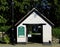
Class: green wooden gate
18,26,25,37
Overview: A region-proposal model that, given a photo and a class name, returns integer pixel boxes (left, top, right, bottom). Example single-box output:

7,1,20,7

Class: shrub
53,27,60,38
3,34,10,44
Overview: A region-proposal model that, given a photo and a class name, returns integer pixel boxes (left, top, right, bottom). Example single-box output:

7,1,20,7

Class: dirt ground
0,43,60,47
0,37,59,47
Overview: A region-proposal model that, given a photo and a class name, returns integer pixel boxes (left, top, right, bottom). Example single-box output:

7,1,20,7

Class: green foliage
14,0,30,14
0,26,11,32
0,0,8,11
0,15,11,32
53,27,60,38
0,15,7,23
54,0,60,26
4,34,10,44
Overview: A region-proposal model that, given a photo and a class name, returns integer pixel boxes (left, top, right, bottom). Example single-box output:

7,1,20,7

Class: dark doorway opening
24,24,43,43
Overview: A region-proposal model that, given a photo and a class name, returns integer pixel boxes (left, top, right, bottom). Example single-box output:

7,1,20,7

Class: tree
0,0,60,27
54,0,60,26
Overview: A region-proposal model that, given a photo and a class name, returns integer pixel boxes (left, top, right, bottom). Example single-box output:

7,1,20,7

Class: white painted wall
17,12,52,43
43,24,52,42
20,12,46,25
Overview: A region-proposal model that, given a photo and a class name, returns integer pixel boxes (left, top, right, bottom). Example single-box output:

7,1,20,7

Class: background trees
0,0,60,29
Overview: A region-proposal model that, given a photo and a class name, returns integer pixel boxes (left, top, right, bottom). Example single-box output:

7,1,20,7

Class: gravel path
0,43,60,47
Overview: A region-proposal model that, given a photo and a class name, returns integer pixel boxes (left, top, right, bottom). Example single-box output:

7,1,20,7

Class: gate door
17,26,27,43
18,26,25,37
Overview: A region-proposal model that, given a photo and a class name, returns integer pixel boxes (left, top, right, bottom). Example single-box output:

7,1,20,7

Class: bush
53,27,60,38
0,26,11,32
3,34,10,44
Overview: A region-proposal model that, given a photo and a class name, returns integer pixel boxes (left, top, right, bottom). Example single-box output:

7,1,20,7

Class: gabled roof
15,8,54,26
